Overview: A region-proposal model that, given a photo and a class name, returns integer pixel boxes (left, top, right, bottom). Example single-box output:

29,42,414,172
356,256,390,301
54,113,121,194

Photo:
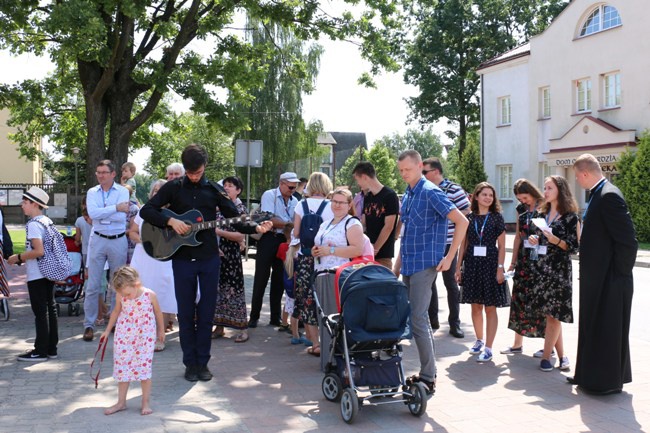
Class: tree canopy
0,1,402,185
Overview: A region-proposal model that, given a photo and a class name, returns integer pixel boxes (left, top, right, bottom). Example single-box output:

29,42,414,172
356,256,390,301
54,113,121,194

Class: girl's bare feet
141,405,153,415
104,403,127,415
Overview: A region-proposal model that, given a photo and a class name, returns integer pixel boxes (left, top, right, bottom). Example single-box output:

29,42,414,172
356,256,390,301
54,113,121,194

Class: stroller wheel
56,304,61,316
67,304,75,316
322,373,342,402
340,389,359,424
407,382,428,417
73,304,81,316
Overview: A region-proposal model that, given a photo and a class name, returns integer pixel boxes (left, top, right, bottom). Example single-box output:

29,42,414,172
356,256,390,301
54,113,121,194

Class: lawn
6,228,72,255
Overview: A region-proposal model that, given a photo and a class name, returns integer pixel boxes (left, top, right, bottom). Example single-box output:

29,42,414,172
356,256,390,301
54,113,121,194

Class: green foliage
444,144,461,183
374,127,443,160
398,0,568,155
0,1,404,185
367,143,399,191
615,132,650,242
134,173,156,205
335,147,364,193
456,130,487,193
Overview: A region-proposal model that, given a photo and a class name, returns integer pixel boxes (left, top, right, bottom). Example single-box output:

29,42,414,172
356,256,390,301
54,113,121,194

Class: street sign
235,139,263,167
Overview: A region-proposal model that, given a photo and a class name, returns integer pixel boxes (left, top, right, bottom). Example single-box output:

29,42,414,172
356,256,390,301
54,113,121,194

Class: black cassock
575,180,637,392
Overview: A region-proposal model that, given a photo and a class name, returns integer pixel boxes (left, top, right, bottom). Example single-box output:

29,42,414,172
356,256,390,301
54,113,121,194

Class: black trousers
429,244,461,328
27,278,58,355
249,232,285,323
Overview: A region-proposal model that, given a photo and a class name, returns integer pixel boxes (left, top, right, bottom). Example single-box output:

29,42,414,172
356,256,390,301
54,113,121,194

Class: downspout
480,73,485,163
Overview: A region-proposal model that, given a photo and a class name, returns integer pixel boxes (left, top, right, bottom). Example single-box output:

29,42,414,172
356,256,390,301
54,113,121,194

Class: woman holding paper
457,182,509,363
528,175,580,372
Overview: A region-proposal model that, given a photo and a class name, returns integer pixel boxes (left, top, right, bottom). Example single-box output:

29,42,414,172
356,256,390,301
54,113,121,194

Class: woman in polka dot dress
457,182,509,363
100,266,164,416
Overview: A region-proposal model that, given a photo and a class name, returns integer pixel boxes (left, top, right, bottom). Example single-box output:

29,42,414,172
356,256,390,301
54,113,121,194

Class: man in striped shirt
422,157,470,338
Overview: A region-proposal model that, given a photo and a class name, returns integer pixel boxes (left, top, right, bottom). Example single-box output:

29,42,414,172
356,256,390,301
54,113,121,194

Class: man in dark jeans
141,144,271,382
248,172,299,328
422,157,470,338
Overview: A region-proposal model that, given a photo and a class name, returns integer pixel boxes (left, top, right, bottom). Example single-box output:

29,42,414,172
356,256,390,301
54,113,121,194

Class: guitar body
141,209,204,261
141,208,273,261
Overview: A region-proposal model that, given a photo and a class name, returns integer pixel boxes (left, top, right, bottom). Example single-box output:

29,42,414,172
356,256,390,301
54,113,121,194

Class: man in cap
8,187,59,361
249,172,300,328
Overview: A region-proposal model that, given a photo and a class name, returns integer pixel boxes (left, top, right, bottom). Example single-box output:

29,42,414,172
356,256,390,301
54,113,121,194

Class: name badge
523,240,533,248
100,219,111,225
474,246,487,256
538,246,548,255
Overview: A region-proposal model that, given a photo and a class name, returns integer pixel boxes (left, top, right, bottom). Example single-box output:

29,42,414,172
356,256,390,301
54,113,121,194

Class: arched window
579,5,621,37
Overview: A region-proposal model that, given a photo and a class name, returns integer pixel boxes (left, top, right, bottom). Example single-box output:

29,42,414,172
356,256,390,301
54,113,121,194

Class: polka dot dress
460,212,510,307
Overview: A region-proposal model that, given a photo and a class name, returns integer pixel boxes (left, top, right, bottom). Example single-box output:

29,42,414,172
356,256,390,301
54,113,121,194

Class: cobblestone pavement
0,250,649,433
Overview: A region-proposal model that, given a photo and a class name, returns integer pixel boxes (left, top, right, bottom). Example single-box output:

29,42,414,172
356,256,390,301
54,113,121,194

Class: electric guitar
141,209,273,261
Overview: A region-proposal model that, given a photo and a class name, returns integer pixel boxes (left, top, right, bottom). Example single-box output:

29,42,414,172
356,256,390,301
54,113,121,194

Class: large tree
400,0,567,155
0,1,401,185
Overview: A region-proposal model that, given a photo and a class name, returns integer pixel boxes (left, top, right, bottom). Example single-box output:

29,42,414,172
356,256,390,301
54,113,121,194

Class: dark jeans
249,232,285,323
27,278,58,355
429,244,461,328
172,256,220,367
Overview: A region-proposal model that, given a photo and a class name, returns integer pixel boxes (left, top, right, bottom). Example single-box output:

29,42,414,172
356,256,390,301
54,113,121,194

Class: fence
0,183,83,225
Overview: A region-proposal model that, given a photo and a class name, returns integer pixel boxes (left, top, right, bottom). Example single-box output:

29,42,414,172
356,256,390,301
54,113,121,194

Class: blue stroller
315,259,429,423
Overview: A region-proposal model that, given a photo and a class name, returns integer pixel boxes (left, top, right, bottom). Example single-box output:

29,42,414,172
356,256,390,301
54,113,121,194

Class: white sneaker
477,349,493,362
469,340,484,355
559,356,570,371
533,349,555,358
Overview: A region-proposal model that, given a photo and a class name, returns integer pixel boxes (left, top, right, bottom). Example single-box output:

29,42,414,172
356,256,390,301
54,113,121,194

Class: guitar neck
191,215,250,232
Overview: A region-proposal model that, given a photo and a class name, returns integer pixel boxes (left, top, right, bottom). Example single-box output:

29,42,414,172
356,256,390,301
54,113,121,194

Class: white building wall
480,0,650,221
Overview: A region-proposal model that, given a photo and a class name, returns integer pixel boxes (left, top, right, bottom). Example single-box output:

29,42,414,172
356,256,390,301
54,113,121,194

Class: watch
330,246,336,255
497,264,504,269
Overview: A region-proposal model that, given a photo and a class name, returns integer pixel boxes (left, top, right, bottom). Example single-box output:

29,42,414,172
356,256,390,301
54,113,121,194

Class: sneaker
559,356,570,371
477,349,493,362
500,346,523,354
533,349,555,358
469,340,484,355
540,359,554,372
197,365,213,381
17,350,48,362
47,351,58,359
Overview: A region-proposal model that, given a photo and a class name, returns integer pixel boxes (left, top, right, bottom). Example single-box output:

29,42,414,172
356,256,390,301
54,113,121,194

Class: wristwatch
497,264,504,269
330,246,336,255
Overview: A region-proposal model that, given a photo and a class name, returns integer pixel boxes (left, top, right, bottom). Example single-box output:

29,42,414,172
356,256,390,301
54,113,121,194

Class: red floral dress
113,289,156,382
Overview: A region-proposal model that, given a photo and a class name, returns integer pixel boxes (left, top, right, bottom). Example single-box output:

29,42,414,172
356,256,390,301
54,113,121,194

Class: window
540,87,551,118
498,96,511,126
576,79,591,113
497,165,512,199
579,5,621,37
603,72,621,108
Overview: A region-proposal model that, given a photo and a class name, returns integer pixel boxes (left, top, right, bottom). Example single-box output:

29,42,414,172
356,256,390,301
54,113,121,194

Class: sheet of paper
531,218,549,231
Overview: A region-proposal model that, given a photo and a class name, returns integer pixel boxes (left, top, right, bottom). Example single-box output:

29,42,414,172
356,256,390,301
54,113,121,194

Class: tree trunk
83,95,109,188
107,87,138,172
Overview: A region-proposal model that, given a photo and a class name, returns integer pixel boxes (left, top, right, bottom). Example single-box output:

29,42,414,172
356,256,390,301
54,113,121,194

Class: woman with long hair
457,182,509,363
528,175,580,372
501,179,547,355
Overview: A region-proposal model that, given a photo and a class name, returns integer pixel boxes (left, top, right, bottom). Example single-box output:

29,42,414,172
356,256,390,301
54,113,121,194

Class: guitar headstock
250,211,274,222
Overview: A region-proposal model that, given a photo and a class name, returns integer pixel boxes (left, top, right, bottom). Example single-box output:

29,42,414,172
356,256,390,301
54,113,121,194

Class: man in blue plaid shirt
394,150,468,395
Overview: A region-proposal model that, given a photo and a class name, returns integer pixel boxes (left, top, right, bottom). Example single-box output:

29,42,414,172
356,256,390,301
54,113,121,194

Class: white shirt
260,188,298,233
86,182,129,236
25,217,48,281
314,215,362,271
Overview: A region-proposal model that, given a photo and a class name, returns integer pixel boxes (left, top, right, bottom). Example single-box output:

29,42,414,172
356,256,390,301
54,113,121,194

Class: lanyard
474,213,490,246
102,187,111,207
90,335,109,389
275,188,292,219
545,212,560,227
319,217,346,246
583,179,607,219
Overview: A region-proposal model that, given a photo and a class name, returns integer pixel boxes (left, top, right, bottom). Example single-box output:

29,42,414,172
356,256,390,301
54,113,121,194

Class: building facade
0,108,43,185
478,0,649,222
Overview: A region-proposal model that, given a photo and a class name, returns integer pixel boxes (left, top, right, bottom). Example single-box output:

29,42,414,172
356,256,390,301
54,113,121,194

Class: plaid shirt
400,177,455,276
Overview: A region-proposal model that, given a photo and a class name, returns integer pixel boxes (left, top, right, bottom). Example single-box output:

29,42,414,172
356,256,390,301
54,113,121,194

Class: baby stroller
54,235,84,316
315,259,428,424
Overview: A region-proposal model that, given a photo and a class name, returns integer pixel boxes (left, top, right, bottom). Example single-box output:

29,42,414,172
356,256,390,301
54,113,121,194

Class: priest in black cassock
570,154,637,395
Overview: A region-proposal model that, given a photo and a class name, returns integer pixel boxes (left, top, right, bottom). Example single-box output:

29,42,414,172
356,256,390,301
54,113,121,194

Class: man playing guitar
140,144,272,382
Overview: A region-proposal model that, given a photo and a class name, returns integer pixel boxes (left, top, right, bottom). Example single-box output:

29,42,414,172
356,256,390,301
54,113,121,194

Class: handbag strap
90,336,108,389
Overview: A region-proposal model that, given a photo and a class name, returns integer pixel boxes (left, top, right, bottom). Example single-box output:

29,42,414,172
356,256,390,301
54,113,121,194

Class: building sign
553,153,619,167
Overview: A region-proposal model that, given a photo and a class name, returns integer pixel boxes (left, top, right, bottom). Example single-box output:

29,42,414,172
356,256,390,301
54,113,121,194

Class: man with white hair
248,172,300,328
166,162,185,181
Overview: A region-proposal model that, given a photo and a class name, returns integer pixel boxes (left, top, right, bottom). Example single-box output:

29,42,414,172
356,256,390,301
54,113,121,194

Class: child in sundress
100,266,164,416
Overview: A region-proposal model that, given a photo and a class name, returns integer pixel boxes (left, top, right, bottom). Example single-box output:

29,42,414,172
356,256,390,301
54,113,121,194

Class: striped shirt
438,179,470,244
400,177,455,276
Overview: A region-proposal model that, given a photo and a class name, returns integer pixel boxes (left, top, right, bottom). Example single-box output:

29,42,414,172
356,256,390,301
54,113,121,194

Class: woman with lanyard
501,179,547,356
310,188,364,360
290,172,334,350
527,175,580,372
457,182,508,363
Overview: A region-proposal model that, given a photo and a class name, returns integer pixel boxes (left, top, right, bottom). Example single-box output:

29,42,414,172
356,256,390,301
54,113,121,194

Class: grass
6,228,70,255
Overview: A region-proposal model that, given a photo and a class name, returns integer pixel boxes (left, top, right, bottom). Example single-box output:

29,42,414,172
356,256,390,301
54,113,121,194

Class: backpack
299,200,328,251
28,216,72,281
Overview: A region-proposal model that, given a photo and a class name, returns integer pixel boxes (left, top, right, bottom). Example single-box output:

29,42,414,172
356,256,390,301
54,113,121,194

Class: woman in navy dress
457,182,508,363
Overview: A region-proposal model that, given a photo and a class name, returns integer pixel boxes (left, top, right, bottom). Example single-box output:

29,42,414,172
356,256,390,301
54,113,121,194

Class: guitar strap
209,180,231,200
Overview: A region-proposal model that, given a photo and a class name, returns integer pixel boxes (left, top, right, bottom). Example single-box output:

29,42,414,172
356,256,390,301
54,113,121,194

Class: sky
0,33,448,173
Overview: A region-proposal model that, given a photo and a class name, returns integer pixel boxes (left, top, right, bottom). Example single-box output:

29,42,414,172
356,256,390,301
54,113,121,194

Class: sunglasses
286,185,296,190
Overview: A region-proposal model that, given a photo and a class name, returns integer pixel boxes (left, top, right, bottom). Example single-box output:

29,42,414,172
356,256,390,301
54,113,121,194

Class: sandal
211,326,225,339
154,341,165,352
165,321,174,333
307,346,321,357
234,332,249,343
